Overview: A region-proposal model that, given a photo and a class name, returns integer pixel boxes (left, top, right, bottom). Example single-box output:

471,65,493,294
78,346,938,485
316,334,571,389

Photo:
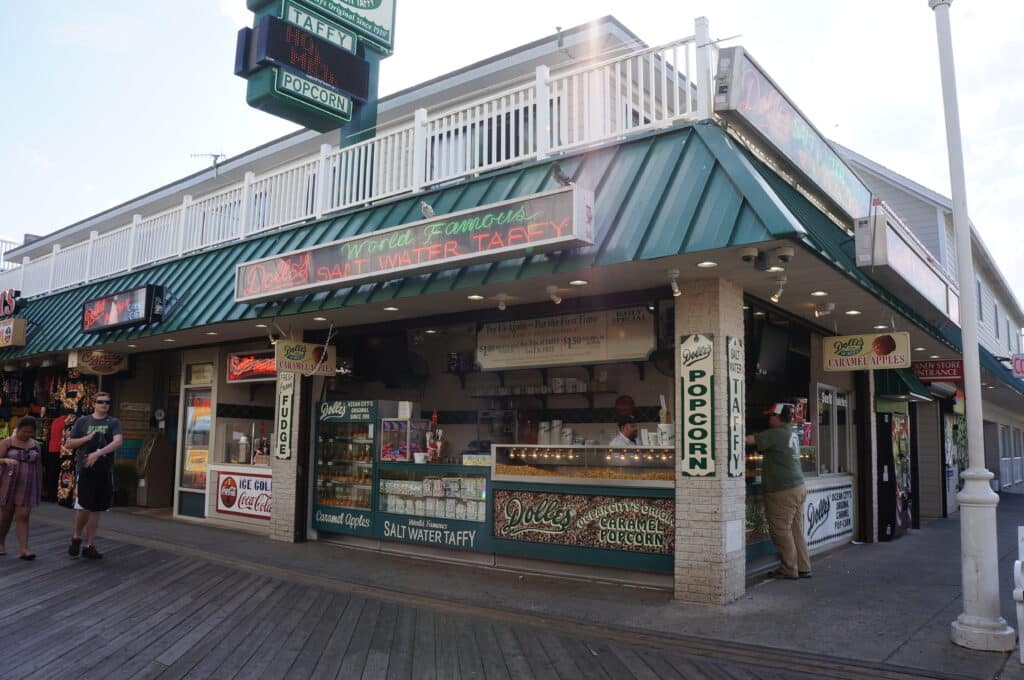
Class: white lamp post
928,0,1016,651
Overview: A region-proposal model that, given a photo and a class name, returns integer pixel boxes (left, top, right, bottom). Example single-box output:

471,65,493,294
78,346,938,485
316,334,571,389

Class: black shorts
75,464,113,512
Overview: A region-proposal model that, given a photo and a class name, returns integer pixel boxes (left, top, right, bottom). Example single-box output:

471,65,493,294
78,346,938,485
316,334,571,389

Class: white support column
315,144,332,219
695,17,712,120
176,195,192,257
128,215,141,271
412,108,428,191
47,244,60,294
674,277,747,604
239,172,256,237
535,65,551,160
19,256,28,292
928,0,1016,652
83,230,98,283
270,371,302,542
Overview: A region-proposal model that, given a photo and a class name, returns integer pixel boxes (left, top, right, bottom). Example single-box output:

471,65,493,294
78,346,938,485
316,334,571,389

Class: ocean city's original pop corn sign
476,305,653,371
803,483,855,549
492,490,674,555
235,187,594,303
823,332,911,372
680,334,715,476
216,470,273,519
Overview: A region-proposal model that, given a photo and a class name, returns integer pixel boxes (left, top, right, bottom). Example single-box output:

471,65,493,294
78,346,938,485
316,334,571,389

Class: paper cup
657,423,675,446
414,452,427,464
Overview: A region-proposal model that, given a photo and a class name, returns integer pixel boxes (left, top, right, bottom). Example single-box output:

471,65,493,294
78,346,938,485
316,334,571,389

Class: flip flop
19,554,36,561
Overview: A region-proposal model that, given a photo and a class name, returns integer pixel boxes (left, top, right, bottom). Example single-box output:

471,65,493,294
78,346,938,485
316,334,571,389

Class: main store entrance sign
476,305,653,371
680,334,715,476
235,186,595,303
912,360,963,383
823,332,911,371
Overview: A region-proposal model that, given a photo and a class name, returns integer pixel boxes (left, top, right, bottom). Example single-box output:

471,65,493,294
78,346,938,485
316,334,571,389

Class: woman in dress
0,416,43,560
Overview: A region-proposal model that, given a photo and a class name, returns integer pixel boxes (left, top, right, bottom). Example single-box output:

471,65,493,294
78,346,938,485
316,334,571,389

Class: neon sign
81,285,164,333
227,351,278,383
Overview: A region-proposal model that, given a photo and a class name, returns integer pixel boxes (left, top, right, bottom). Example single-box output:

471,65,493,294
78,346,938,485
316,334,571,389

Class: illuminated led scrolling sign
235,186,595,303
247,0,396,53
714,46,872,222
82,285,165,333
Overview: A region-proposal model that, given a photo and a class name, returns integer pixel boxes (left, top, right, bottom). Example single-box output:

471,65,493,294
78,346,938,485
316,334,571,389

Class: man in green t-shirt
746,403,811,580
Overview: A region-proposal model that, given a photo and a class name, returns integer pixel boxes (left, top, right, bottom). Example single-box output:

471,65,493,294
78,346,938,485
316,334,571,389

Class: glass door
178,383,212,517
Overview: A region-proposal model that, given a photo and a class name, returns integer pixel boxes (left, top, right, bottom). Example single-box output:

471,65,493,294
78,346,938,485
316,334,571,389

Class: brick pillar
674,278,746,604
270,372,300,542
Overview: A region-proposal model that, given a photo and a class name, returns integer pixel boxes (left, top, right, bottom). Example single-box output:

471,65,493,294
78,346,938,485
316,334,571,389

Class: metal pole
928,0,1015,651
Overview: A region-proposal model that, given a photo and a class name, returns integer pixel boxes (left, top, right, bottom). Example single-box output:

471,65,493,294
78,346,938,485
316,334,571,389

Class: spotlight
546,285,562,305
668,269,681,297
814,302,836,318
769,276,787,304
496,293,508,311
419,201,435,218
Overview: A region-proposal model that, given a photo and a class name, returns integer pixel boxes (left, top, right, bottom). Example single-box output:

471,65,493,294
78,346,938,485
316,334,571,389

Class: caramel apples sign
823,332,911,371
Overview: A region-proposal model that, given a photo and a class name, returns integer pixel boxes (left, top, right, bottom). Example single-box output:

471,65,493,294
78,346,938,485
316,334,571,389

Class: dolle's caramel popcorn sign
492,490,674,554
823,331,911,371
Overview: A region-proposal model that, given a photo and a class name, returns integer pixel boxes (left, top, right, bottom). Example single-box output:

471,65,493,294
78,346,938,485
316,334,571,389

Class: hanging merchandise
56,414,78,508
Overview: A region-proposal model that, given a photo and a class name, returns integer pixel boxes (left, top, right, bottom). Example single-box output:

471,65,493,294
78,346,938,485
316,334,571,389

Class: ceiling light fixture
569,279,588,286
467,294,485,301
127,344,137,349
425,329,438,335
668,269,682,298
767,265,785,273
814,302,836,318
546,285,562,305
383,306,399,312
914,347,927,352
845,309,862,316
769,276,787,304
697,261,718,269
313,316,328,322
810,290,829,297
204,331,218,336
496,293,508,312
753,311,766,317
873,324,888,330
929,354,940,359
256,323,268,328
163,338,176,343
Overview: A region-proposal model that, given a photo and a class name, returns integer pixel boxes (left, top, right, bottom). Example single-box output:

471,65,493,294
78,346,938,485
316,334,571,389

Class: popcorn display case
491,444,674,487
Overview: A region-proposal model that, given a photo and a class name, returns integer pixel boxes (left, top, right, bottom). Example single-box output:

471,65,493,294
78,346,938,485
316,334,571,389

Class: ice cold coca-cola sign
216,471,272,519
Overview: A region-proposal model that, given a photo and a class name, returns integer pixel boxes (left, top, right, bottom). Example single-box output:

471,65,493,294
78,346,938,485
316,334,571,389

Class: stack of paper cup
657,423,675,447
538,421,551,445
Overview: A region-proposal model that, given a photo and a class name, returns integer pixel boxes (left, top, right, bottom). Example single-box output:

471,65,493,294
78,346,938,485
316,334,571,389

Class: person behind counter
609,415,639,447
745,403,811,581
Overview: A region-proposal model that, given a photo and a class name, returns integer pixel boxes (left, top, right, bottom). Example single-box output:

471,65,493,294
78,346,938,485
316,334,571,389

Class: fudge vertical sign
680,334,715,476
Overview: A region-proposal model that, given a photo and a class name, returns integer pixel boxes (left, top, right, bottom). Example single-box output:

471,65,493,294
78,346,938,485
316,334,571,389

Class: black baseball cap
616,414,638,427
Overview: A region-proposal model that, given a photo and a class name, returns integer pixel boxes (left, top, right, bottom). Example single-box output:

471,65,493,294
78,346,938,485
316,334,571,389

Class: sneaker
766,569,798,580
68,538,82,558
82,545,103,560
799,571,813,579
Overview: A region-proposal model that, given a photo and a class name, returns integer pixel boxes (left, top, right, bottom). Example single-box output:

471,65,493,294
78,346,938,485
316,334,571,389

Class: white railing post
83,230,98,283
695,16,712,119
315,144,332,218
412,108,428,191
19,257,28,292
47,245,60,294
176,195,192,256
128,215,141,271
239,173,256,237
535,65,551,160
1015,526,1024,663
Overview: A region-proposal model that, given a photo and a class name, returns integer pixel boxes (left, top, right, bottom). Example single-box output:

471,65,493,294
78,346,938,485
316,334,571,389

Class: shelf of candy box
319,471,373,485
494,463,673,481
379,476,487,500
316,493,371,509
380,494,488,522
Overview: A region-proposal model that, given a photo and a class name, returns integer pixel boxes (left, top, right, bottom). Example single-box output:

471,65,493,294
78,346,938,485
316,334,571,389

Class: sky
1,1,1021,307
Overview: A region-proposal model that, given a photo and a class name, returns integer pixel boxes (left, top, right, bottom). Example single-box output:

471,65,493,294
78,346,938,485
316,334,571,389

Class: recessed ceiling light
255,323,268,328
767,265,785,273
163,338,176,343
425,329,438,334
810,291,829,297
467,294,485,301
986,385,996,390
914,347,927,352
568,279,589,286
845,310,861,316
127,344,137,348
384,306,399,312
313,316,328,322
696,261,718,269
929,355,940,359
742,305,750,310
873,324,888,330
204,331,218,336
753,311,766,317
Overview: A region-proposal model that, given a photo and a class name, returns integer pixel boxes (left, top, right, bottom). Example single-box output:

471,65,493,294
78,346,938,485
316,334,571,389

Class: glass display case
315,401,380,513
380,418,430,462
491,444,674,486
378,467,488,522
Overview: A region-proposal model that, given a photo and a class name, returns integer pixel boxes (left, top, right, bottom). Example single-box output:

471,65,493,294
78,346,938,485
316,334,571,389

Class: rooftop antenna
191,152,226,176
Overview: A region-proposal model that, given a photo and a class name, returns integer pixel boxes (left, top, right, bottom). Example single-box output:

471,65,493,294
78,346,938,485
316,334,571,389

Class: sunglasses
95,400,111,405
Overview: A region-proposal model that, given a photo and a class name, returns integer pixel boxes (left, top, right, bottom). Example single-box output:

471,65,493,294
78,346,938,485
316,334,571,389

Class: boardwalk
0,521,953,680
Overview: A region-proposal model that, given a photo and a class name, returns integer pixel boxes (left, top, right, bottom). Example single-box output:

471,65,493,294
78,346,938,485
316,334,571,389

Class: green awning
875,368,933,402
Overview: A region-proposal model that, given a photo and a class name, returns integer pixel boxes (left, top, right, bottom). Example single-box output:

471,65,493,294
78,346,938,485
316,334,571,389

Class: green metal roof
0,122,828,360
876,368,933,402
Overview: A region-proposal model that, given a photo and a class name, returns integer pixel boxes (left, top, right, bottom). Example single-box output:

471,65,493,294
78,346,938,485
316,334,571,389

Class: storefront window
180,387,212,490
817,385,852,476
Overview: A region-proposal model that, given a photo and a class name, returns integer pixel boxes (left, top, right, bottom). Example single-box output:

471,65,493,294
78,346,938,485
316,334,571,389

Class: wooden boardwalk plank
336,598,382,679
284,591,353,680
473,623,512,680
309,595,368,680
261,586,335,679
555,635,613,680
433,613,462,679
607,643,663,680
385,602,416,680
362,601,399,680
511,626,560,680
230,587,322,680
536,630,586,679
492,625,535,680
631,648,686,680
410,607,438,680
208,582,307,679
573,638,637,680
455,616,486,680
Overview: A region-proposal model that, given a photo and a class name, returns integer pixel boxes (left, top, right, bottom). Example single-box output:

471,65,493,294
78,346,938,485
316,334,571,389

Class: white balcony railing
0,23,712,301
